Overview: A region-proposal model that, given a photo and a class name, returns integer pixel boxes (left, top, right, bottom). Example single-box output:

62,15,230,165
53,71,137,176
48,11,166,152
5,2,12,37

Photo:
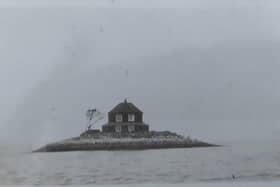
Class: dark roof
109,100,143,113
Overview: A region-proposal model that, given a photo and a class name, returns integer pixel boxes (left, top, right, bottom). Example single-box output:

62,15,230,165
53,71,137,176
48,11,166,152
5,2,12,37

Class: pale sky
1,0,280,146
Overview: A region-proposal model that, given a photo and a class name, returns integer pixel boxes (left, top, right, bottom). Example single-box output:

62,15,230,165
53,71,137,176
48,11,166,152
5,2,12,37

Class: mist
1,0,280,146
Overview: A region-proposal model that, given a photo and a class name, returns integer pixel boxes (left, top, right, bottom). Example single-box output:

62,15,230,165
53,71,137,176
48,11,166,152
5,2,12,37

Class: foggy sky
1,0,280,146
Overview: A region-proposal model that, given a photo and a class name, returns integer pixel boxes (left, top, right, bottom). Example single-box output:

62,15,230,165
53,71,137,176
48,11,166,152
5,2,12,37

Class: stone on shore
33,131,218,152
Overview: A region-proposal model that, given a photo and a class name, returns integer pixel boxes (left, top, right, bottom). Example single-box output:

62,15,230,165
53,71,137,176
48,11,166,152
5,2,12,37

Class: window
115,114,123,122
128,114,135,122
115,125,122,133
128,125,135,132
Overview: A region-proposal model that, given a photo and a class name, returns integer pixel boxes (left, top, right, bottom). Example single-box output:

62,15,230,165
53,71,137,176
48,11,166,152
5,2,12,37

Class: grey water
1,141,280,185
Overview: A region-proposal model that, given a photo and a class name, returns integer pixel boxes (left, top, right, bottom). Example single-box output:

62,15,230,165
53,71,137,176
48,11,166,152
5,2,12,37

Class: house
102,99,149,133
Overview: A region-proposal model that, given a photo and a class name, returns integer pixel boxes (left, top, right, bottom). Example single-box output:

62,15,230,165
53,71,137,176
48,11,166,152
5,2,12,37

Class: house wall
108,112,143,123
102,124,149,133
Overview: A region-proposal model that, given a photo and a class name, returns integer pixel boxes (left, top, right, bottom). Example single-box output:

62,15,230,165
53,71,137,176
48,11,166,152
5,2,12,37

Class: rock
33,131,219,153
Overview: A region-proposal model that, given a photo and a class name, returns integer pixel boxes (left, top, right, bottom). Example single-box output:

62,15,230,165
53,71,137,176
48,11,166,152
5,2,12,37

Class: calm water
1,141,280,185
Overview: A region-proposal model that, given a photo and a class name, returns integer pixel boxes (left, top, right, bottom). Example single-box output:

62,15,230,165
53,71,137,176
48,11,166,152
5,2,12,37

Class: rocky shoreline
33,131,218,152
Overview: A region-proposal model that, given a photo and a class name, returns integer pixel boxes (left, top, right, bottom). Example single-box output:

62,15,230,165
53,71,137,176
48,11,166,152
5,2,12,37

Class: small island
34,100,218,152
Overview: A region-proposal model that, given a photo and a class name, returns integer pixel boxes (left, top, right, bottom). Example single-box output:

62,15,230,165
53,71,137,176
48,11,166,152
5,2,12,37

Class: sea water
0,141,280,185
